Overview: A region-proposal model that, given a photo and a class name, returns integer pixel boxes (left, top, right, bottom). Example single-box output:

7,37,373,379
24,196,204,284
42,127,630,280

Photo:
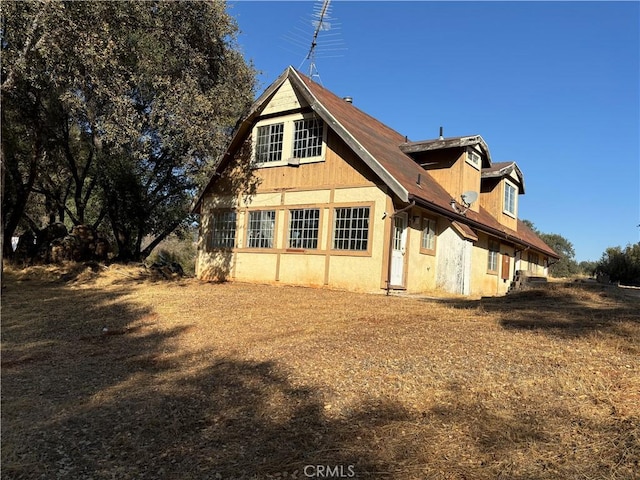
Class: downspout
385,200,416,295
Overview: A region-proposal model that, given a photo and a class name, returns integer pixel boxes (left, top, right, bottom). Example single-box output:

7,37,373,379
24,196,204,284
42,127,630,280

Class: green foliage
537,232,580,277
596,243,640,286
146,233,197,276
2,0,256,261
578,260,598,276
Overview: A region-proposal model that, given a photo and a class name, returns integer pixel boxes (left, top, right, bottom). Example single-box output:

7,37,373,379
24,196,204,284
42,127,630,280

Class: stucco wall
197,185,390,292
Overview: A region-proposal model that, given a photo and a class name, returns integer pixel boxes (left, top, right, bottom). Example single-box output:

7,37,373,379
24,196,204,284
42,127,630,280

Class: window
293,119,323,159
504,181,517,217
247,210,276,248
253,115,325,165
333,207,370,251
289,209,320,249
209,211,236,249
421,217,437,252
488,239,499,272
255,123,284,163
467,150,481,169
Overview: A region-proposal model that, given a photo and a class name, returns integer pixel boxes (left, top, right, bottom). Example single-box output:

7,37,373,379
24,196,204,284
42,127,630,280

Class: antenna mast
305,0,331,83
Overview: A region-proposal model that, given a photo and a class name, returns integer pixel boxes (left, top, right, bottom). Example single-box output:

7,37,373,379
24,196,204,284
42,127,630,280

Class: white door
390,214,407,287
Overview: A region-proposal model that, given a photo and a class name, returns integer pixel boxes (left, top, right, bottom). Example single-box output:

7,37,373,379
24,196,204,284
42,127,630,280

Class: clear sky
228,1,639,262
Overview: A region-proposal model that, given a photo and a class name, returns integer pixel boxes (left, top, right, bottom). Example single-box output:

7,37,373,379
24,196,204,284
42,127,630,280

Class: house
193,67,558,296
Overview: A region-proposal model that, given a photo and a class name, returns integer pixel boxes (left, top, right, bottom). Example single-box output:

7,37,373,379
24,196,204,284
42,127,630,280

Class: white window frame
252,112,326,167
503,180,518,218
288,208,320,249
255,122,284,163
293,118,324,159
332,206,370,252
246,210,276,249
466,149,481,170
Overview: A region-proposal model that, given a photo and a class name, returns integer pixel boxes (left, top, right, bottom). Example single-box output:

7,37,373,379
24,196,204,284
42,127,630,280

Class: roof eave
409,194,559,258
288,69,410,203
191,68,294,213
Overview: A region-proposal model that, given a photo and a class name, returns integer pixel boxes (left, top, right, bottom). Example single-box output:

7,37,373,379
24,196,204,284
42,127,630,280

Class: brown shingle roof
197,67,558,259
294,69,556,257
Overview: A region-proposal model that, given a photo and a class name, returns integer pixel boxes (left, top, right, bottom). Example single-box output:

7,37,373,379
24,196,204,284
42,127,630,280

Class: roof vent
343,96,353,104
439,126,444,140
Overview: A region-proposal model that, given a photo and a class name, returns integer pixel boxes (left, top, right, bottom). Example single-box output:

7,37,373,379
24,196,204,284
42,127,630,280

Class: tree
538,232,580,277
522,220,579,277
597,243,640,286
1,1,256,261
578,260,598,276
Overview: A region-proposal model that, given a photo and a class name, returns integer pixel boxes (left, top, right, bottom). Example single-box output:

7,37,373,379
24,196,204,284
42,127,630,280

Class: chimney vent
439,126,444,140
343,96,353,104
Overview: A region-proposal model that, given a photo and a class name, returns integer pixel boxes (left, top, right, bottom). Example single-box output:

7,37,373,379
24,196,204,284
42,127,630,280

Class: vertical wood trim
323,189,336,285
380,195,394,289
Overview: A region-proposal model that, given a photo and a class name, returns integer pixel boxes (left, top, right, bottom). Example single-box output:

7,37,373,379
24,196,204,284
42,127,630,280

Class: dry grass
2,264,639,480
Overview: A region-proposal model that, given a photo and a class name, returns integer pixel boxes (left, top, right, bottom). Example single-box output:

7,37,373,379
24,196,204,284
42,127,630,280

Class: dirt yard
2,264,639,479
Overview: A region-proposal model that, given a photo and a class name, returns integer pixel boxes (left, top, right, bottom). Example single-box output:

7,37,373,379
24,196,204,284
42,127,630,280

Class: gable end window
332,207,370,251
293,119,324,159
253,114,325,166
503,181,517,217
256,123,284,163
209,211,237,249
247,210,276,248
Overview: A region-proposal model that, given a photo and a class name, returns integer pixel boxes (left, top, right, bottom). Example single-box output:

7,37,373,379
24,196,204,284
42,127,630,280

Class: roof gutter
408,194,559,259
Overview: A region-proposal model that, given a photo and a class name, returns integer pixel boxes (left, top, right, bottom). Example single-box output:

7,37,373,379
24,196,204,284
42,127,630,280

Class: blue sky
228,1,639,262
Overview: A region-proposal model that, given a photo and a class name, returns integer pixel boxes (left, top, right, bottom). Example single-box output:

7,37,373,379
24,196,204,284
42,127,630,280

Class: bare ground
1,264,639,479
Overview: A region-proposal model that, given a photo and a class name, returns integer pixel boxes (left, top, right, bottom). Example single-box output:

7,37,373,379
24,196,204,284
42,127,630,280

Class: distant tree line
1,0,256,262
523,220,640,286
595,243,640,287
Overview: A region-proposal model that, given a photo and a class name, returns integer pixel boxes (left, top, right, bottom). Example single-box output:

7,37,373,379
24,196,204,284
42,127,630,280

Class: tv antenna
305,0,331,82
283,0,345,84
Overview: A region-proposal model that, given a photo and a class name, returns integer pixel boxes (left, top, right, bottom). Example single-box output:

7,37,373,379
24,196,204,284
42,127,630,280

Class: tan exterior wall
256,130,378,191
426,150,481,213
197,182,390,292
479,178,518,231
470,233,515,296
403,208,438,292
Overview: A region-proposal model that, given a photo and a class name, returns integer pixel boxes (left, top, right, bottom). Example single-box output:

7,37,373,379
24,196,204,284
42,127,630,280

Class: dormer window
503,180,517,217
466,150,481,170
253,113,326,166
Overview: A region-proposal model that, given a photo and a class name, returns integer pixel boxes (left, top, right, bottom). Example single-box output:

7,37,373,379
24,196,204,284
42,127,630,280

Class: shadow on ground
1,271,408,479
432,283,640,343
2,272,638,479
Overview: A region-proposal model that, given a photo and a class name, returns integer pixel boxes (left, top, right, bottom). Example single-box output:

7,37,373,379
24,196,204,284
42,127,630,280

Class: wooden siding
261,78,307,115
480,178,518,231
255,130,378,192
422,150,481,213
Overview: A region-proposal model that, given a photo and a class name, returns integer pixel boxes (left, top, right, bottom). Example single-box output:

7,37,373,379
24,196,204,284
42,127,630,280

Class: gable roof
482,161,526,193
400,135,493,165
196,67,558,259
